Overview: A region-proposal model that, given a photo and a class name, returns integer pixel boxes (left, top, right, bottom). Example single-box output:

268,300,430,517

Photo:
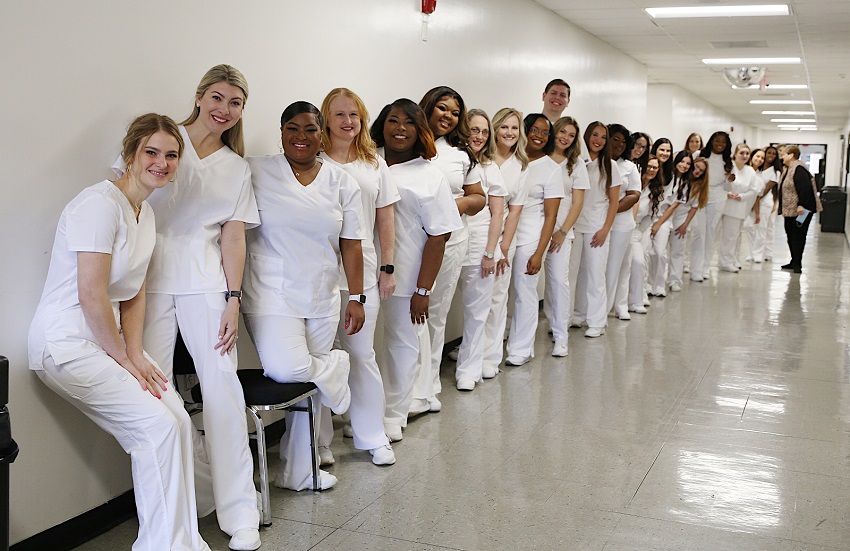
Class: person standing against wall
692,131,733,281
541,79,571,123
779,145,819,274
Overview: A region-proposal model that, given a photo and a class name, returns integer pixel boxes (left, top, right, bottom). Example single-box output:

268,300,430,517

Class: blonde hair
180,64,249,157
122,113,184,171
733,143,751,157
553,116,582,175
320,88,378,167
491,108,529,170
467,108,495,164
691,157,710,209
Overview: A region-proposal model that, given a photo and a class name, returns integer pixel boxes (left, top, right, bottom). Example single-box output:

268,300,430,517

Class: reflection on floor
76,228,850,551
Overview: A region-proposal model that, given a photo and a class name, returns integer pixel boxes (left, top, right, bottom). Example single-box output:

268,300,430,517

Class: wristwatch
557,228,568,237
483,251,495,259
349,294,366,304
415,287,431,296
224,290,242,304
380,264,395,274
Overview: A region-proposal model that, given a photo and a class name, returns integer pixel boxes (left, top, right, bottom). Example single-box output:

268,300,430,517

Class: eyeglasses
633,143,647,150
529,127,550,137
646,165,659,171
470,127,490,137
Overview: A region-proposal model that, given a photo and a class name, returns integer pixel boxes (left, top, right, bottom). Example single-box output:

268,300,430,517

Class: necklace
294,162,319,177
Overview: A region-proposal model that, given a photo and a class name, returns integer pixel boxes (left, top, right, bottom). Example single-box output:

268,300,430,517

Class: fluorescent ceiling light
732,84,808,90
703,57,800,65
646,5,789,18
770,118,816,123
778,125,817,129
780,127,817,131
762,111,815,115
750,100,811,105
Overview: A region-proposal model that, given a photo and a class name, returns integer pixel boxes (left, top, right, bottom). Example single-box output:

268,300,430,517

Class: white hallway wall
2,0,651,543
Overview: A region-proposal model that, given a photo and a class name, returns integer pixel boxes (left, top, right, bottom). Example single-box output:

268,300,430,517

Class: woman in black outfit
778,145,818,274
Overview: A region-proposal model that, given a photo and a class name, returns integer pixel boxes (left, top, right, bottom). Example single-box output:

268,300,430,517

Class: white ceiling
533,0,850,131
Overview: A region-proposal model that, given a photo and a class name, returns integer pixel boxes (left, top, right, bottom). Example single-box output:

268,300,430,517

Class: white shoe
385,424,403,442
569,318,585,328
427,396,442,412
745,256,753,262
369,445,396,466
585,327,605,338
342,423,354,438
552,339,569,357
690,276,704,283
273,469,337,491
616,310,631,320
753,258,763,264
482,365,499,379
408,398,430,417
683,266,690,273
456,378,476,391
629,305,647,314
643,299,651,307
448,347,459,361
654,289,667,297
720,265,739,273
670,283,682,292
318,445,334,467
702,272,710,280
229,528,261,551
505,354,531,366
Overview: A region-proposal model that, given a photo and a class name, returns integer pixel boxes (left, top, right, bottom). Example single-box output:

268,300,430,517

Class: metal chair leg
246,407,272,527
306,395,320,492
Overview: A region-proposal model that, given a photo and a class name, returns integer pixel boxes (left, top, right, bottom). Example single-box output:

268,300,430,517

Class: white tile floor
75,227,850,550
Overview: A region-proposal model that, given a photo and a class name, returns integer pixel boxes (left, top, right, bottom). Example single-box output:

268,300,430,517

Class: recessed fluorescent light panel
762,111,815,115
750,100,812,105
703,57,800,65
646,5,790,18
770,118,816,123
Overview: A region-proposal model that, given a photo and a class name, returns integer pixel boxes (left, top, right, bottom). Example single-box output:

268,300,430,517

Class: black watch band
380,264,395,274
225,290,242,304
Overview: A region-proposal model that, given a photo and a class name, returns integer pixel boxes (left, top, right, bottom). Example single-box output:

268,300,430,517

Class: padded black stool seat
236,371,317,406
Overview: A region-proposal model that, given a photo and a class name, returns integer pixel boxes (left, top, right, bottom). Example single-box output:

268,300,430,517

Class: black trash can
819,187,846,233
0,357,17,551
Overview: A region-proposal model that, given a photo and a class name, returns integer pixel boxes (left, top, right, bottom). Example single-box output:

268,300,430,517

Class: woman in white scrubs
605,124,642,320
648,150,692,295
718,143,758,272
504,114,563,365
629,132,651,175
319,88,399,467
410,87,485,415
684,133,703,156
481,108,528,376
691,131,733,281
455,109,507,390
651,138,674,186
668,156,709,290
744,148,780,263
243,102,362,492
137,65,261,551
544,116,587,357
628,155,661,313
571,122,621,338
369,98,463,441
29,115,212,551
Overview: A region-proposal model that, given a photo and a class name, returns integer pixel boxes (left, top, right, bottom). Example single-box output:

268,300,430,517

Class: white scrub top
498,155,529,217
431,137,483,246
242,157,363,318
635,186,652,231
722,164,758,219
28,181,156,370
320,153,401,290
383,155,463,297
514,156,564,247
143,126,260,294
653,177,681,221
612,158,642,232
464,161,508,266
555,157,591,239
574,157,622,234
754,167,777,199
706,153,730,205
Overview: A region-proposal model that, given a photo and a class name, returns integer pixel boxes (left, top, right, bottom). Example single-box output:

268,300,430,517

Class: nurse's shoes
690,276,704,283
448,347,460,361
427,396,442,412
615,310,631,320
552,339,569,357
342,423,354,438
408,398,430,417
273,469,338,491
669,283,682,292
482,365,499,379
585,327,605,338
456,378,476,391
505,354,530,366
228,528,261,551
370,445,396,466
569,318,585,328
385,424,403,442
318,445,335,466
629,305,647,314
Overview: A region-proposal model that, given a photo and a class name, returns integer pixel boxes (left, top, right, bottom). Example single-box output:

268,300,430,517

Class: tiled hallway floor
76,228,850,550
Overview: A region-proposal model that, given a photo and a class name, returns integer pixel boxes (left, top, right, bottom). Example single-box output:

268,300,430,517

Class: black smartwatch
380,264,395,274
224,290,242,304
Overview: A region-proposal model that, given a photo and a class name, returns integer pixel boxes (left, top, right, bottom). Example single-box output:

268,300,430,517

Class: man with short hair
542,78,571,122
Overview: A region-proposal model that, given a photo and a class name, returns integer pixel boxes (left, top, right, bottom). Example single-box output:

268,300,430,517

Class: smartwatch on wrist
349,294,366,304
415,287,431,296
380,264,395,274
224,290,242,304
483,251,494,259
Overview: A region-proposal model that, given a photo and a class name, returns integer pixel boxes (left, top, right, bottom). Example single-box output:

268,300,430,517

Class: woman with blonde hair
684,132,703,155
318,88,399,466
718,143,758,272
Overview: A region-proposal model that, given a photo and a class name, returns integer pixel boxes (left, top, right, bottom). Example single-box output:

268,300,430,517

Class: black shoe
793,267,802,274
781,263,794,270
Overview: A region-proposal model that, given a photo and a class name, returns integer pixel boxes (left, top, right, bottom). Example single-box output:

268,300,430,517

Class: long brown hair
583,121,613,189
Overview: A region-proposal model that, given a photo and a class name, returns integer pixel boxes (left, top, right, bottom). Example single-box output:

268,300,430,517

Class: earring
169,171,178,183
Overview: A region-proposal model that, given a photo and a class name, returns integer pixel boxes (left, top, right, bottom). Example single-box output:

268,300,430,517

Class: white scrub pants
745,196,776,262
605,229,632,316
482,246,516,371
143,292,258,536
543,238,573,340
648,221,672,295
693,201,724,278
667,211,689,288
382,295,430,431
413,239,465,401
507,242,545,358
38,353,210,551
718,215,745,270
573,231,611,329
328,285,389,451
456,265,496,382
243,313,350,491
627,226,650,309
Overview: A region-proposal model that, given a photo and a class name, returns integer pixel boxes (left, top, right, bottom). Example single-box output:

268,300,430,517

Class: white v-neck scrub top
29,181,156,370
514,156,565,247
431,137,483,246
144,126,260,294
555,157,591,239
573,158,621,234
242,156,364,318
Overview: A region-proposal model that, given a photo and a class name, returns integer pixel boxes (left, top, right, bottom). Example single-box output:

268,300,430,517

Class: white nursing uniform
667,181,700,288
243,155,362,490
457,162,507,383
483,155,528,372
745,166,780,262
507,155,564,359
544,158,590,342
139,126,260,535
413,137,482,406
691,153,729,278
607,158,642,316
320,153,400,452
629,186,652,310
572,158,621,329
647,177,679,295
381,156,462,433
29,181,210,551
718,163,758,270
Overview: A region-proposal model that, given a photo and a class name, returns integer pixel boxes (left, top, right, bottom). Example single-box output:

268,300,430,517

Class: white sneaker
690,276,704,283
427,396,442,412
482,365,499,379
569,318,585,328
552,339,569,357
448,347,459,361
683,266,690,273
342,423,354,438
720,265,739,273
585,327,605,338
616,310,631,320
505,354,531,366
385,424,403,442
654,289,667,297
629,306,647,314
229,528,261,551
318,445,334,467
408,398,430,417
643,299,651,307
273,468,337,491
456,378,476,391
369,445,396,466
670,283,682,292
